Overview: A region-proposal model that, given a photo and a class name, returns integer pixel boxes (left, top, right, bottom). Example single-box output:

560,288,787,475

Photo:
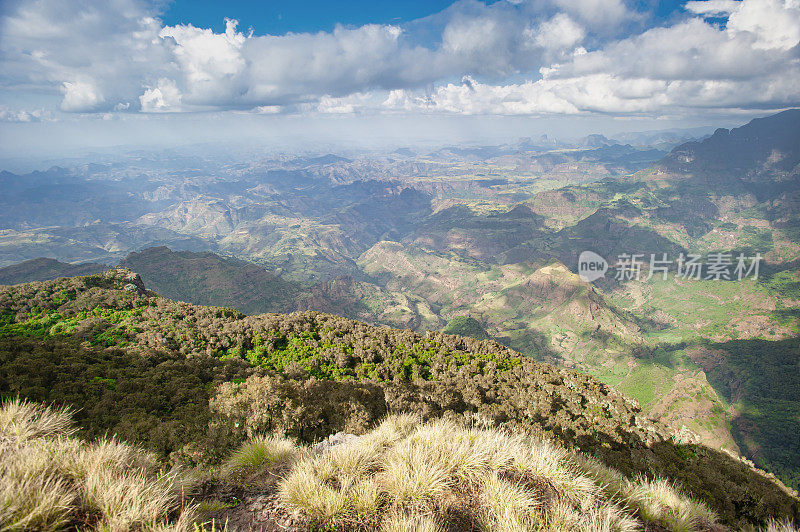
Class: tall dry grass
8,400,797,532
0,397,196,531
276,414,723,531
221,434,297,478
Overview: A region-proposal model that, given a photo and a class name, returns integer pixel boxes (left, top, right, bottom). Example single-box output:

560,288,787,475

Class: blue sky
161,0,690,35
0,0,798,160
162,0,460,35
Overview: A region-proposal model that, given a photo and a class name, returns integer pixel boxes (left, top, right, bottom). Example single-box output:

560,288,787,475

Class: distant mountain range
1,109,798,491
0,257,105,285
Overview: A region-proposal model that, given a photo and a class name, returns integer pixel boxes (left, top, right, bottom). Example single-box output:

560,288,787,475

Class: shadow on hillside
773,308,800,327
415,204,550,262
703,337,800,494
493,327,566,366
625,342,690,370
581,427,800,529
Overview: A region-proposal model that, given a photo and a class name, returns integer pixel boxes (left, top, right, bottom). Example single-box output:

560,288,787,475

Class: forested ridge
1,269,798,528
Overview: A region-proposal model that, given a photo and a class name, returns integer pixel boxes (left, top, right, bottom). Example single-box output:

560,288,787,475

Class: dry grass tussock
221,434,298,478
0,397,196,531
275,414,738,531
4,402,798,532
754,520,800,532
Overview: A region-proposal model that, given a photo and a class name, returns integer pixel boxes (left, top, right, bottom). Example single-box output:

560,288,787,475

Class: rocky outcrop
123,272,147,295
103,267,148,295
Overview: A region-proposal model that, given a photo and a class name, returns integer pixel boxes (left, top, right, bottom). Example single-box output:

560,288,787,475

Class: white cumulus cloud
0,0,798,119
0,105,54,122
159,19,246,104
61,80,104,112
727,0,800,49
387,76,581,115
139,78,182,112
532,13,586,50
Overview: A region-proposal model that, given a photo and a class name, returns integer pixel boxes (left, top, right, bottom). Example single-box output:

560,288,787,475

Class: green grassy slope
442,315,489,339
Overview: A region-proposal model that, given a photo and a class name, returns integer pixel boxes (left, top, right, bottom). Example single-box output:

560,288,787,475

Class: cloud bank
1,0,798,118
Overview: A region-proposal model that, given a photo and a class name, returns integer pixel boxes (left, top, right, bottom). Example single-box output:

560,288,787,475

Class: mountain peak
661,109,800,175
581,133,617,148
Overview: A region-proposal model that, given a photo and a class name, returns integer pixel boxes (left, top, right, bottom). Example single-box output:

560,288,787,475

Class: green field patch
618,363,675,407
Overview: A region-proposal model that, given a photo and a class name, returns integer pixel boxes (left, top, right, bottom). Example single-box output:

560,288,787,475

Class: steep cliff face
660,109,800,181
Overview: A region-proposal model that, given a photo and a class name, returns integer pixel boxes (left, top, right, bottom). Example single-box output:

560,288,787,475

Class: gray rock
123,283,138,293
311,431,362,453
113,269,147,295
124,272,146,294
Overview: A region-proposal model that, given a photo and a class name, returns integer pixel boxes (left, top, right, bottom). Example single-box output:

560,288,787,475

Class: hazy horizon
0,112,734,173
2,0,799,165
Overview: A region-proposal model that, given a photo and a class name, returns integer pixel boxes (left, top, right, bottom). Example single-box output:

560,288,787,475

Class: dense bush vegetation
0,335,251,461
1,270,798,528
